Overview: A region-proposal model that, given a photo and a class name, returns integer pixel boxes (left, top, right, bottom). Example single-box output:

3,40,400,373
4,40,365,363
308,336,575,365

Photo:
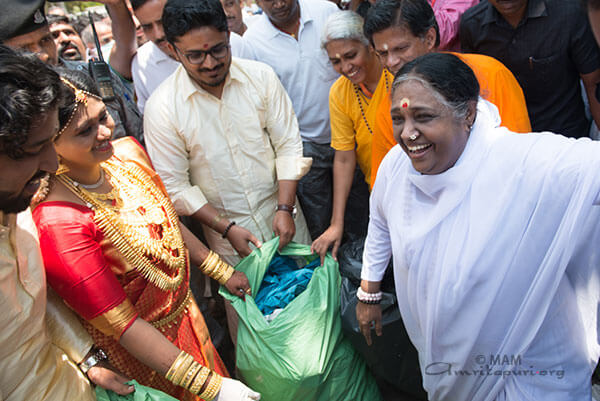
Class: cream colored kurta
144,58,312,263
0,210,95,401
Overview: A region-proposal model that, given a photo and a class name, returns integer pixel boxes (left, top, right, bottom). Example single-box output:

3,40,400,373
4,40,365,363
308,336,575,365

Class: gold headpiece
56,77,102,140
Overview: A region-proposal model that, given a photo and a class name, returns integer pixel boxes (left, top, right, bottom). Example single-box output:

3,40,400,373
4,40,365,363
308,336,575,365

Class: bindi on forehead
202,43,210,49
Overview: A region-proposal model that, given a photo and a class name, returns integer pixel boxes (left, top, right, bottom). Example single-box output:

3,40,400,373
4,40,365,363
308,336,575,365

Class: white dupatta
363,99,600,400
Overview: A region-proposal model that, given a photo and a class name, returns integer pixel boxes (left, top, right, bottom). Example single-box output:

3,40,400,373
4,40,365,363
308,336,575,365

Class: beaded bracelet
222,221,236,238
356,287,383,305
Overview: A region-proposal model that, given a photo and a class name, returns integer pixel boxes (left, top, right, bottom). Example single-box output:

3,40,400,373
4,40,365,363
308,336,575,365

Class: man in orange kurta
366,0,531,187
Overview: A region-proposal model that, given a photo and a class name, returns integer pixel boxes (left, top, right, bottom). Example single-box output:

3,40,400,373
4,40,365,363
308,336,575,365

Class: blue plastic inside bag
254,254,320,315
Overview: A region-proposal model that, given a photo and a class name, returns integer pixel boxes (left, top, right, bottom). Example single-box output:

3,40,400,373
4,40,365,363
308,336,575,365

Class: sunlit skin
0,110,59,213
134,0,171,55
371,25,436,75
50,22,86,61
488,0,528,28
257,0,300,31
54,96,115,186
391,79,475,175
325,39,382,91
3,26,59,65
168,27,231,99
221,0,246,35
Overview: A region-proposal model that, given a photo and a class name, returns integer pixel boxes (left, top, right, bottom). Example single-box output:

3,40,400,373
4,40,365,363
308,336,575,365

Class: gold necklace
353,68,390,136
57,160,186,291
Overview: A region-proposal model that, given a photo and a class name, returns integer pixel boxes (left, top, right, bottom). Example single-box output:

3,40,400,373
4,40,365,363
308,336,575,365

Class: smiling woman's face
325,39,375,86
54,96,115,172
391,79,472,175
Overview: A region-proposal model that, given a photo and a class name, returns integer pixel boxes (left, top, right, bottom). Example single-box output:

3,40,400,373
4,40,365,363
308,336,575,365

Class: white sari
363,100,600,400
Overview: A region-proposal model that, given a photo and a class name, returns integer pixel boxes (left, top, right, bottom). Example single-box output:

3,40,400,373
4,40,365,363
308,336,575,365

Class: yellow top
0,210,95,401
329,68,391,187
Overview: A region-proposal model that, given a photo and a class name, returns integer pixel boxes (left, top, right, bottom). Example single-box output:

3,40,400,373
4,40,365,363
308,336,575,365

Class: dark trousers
297,141,370,242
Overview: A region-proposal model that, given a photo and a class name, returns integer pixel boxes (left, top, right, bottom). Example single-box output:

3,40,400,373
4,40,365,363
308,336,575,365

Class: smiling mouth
407,143,432,154
94,141,112,152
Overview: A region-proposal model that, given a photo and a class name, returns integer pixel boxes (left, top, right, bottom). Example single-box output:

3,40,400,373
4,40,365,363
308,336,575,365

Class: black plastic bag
338,238,427,400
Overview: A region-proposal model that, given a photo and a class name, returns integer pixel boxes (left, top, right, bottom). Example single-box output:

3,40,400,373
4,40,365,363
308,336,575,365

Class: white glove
214,377,261,401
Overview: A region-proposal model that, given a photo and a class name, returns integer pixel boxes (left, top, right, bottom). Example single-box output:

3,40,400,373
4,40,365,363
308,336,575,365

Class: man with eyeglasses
130,0,246,113
143,0,312,337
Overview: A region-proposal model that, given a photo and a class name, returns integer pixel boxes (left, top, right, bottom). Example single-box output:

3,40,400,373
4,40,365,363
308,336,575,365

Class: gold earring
55,157,70,175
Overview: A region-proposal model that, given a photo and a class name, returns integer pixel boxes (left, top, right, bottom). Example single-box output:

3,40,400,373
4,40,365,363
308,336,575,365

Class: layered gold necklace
57,159,186,291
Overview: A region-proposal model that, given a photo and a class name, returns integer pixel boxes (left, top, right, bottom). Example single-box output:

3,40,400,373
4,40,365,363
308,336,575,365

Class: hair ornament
56,77,101,139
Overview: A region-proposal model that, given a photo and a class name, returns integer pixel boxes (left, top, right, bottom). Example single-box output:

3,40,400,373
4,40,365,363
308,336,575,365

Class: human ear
166,42,180,62
425,27,436,50
466,100,477,128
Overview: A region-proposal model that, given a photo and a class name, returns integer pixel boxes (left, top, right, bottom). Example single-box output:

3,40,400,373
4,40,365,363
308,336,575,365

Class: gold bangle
217,261,235,285
171,354,195,386
200,251,219,275
166,351,188,381
181,361,202,390
189,366,211,395
200,372,223,401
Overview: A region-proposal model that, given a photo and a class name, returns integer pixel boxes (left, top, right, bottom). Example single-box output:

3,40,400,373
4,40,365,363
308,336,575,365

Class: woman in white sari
358,52,600,401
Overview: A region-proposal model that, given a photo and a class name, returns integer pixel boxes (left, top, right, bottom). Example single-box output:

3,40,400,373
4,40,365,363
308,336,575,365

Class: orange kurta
370,52,531,187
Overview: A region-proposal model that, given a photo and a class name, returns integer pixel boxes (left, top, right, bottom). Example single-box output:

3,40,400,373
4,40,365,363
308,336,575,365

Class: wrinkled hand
215,377,261,401
87,363,134,396
310,224,343,265
226,225,262,258
272,211,295,250
224,270,252,300
356,302,382,346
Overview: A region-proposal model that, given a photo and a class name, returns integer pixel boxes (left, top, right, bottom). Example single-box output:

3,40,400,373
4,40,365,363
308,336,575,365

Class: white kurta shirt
132,33,247,114
144,58,312,263
363,100,600,400
242,0,339,144
0,210,94,400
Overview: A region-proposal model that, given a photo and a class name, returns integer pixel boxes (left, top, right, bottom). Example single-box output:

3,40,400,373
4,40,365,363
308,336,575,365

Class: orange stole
86,138,229,400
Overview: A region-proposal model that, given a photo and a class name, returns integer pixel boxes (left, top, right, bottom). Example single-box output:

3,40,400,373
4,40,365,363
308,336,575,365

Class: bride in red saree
32,69,260,401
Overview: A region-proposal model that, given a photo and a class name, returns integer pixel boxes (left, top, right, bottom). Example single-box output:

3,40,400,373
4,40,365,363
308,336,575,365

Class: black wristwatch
276,204,297,219
79,346,108,374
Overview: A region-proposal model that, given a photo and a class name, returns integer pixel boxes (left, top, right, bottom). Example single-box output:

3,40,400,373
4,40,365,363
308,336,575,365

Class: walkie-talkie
88,13,115,102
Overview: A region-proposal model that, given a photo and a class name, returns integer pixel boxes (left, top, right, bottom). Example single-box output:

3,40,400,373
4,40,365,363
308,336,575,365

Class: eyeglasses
175,42,230,64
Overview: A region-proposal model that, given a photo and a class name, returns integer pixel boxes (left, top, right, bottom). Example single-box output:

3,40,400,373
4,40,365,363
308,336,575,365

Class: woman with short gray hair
311,11,391,262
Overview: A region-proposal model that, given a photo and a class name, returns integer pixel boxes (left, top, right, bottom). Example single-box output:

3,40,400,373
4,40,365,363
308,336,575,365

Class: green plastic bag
220,238,382,401
95,380,178,401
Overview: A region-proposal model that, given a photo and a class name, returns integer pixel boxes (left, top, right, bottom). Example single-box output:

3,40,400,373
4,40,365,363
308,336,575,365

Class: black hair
393,53,479,117
53,68,101,131
47,15,70,26
588,0,600,9
0,45,63,159
364,0,440,47
131,0,152,10
163,0,228,44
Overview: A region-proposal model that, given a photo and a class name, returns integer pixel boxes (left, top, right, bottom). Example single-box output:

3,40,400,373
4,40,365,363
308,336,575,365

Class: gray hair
393,74,473,121
321,11,369,49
